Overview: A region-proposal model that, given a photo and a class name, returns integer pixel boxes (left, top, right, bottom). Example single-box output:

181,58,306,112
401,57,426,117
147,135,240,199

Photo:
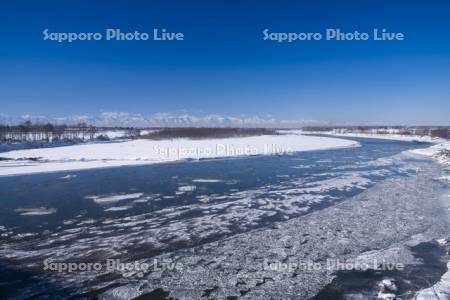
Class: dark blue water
0,137,430,235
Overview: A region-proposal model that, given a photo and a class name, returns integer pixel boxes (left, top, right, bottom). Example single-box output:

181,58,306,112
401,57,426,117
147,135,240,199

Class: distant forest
302,126,450,139
0,123,277,143
140,127,277,140
0,121,140,143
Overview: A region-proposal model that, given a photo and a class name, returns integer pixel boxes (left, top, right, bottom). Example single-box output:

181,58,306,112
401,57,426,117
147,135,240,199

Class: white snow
102,130,127,139
377,291,396,300
14,207,57,216
0,134,358,176
302,128,444,143
59,174,77,180
105,205,133,212
314,129,449,166
139,129,158,136
410,141,450,165
85,193,144,204
177,185,197,192
379,279,397,292
437,238,448,245
192,179,225,183
328,132,444,143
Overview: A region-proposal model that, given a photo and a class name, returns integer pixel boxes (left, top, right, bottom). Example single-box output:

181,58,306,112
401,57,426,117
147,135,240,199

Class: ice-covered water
0,137,447,299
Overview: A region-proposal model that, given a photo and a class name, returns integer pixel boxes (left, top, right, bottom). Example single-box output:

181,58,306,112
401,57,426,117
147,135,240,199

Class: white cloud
1,112,330,128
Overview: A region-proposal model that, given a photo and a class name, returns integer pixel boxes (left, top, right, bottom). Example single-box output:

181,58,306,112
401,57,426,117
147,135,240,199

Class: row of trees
428,128,450,139
0,121,140,143
302,126,450,139
141,127,277,140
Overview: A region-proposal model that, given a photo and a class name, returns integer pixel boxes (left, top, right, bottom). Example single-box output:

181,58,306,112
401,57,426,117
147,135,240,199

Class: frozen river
0,137,449,299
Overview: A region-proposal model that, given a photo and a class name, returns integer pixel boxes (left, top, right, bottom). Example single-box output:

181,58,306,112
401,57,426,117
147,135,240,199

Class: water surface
0,137,435,298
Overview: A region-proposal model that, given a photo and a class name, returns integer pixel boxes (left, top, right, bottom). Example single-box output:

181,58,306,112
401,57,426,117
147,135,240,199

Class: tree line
302,126,450,139
0,121,140,143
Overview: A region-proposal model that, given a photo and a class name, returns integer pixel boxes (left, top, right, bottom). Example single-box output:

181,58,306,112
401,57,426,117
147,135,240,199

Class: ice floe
59,174,77,180
410,141,450,165
105,205,133,212
14,207,57,216
177,185,197,192
84,193,144,204
191,178,225,183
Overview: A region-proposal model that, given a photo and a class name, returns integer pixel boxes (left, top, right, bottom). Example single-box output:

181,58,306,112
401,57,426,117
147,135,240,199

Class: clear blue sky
0,0,449,125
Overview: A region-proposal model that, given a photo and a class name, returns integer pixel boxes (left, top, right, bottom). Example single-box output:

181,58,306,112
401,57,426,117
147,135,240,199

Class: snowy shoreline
332,132,445,143
409,142,450,165
309,131,450,165
0,133,358,176
305,131,445,143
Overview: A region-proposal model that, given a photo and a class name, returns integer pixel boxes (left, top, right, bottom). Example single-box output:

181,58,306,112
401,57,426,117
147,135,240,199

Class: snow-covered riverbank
0,134,358,176
331,132,450,165
309,131,445,143
335,132,442,142
309,130,450,166
410,141,450,165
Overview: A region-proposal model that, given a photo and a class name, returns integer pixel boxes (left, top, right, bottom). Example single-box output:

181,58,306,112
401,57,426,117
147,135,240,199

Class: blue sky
0,0,449,126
